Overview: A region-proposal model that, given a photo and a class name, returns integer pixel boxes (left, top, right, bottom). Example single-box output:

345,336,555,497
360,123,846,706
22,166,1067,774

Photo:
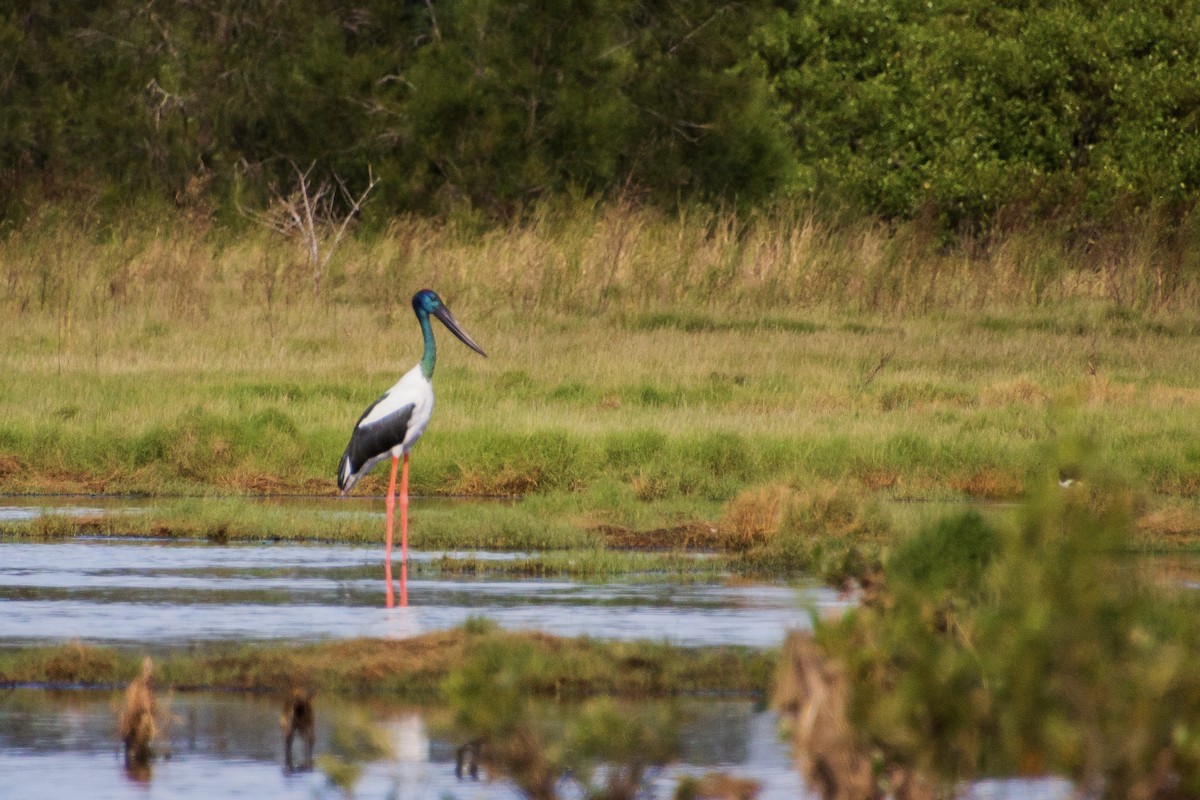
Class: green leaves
0,0,793,218
817,450,1200,796
757,0,1200,230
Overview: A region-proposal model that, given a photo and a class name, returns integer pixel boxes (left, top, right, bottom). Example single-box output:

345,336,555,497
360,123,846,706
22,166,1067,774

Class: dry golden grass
949,470,1026,501
118,656,157,766
2,204,1200,509
44,639,119,682
7,202,1200,327
719,484,792,550
979,377,1049,408
1137,507,1200,542
680,772,762,800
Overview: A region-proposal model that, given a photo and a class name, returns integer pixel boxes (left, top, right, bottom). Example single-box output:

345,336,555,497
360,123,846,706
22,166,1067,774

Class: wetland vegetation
0,623,776,699
3,207,1200,572
6,2,1200,795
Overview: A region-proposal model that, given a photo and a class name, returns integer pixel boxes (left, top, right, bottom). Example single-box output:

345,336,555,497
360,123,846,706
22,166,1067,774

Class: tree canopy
2,0,1198,230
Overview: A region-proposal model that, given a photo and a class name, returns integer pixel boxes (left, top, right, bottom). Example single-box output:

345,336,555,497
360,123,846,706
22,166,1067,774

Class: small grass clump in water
721,481,892,582
118,657,159,769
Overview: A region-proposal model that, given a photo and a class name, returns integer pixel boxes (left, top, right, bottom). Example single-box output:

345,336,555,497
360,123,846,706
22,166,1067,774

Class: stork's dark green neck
418,311,437,378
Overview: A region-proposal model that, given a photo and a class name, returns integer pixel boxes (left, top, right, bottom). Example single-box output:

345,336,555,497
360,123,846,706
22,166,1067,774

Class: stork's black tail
336,401,415,494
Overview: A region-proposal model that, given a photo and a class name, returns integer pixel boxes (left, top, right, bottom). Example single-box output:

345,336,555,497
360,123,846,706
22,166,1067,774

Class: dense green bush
817,464,1200,797
0,0,791,218
3,1,1199,230
756,0,1200,230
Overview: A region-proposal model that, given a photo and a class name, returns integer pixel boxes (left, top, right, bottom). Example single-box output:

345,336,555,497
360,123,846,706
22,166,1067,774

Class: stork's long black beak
433,305,487,357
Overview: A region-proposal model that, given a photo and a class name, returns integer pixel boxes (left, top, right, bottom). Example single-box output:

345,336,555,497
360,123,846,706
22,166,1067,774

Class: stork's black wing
337,399,416,493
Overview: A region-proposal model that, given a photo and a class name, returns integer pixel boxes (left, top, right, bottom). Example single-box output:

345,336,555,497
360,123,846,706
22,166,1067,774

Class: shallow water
0,688,1072,800
0,498,1080,800
0,538,845,647
0,688,805,800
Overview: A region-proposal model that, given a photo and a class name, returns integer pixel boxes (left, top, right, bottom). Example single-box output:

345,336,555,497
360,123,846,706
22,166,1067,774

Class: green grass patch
626,311,825,335
0,497,598,550
0,627,777,698
428,550,729,581
2,215,1200,547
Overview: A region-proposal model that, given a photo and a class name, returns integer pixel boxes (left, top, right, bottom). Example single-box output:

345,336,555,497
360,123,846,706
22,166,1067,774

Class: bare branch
324,165,380,271
424,0,442,43
240,160,380,297
862,349,895,389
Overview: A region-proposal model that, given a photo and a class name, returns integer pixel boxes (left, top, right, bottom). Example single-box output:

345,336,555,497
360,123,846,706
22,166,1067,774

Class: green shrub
817,462,1200,796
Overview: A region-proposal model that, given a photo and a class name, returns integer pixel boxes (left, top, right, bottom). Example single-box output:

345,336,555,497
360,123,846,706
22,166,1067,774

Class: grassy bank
2,207,1200,541
0,625,777,698
4,304,1199,500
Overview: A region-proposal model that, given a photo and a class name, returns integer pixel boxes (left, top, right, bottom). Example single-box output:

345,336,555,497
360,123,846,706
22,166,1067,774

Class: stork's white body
338,365,434,493
361,366,434,450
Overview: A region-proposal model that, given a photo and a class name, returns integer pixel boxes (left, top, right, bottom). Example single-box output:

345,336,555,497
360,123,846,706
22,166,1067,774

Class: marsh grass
0,495,611,557
720,481,896,581
431,550,729,581
2,204,1200,527
0,626,776,697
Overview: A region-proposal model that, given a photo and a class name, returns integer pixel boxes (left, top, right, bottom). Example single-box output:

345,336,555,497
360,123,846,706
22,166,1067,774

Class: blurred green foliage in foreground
816,444,1200,798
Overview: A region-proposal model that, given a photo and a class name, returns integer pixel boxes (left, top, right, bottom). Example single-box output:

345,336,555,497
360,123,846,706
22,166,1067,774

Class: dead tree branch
239,160,379,297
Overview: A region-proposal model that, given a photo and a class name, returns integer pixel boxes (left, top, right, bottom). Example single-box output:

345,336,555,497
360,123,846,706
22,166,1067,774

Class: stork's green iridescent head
412,289,487,377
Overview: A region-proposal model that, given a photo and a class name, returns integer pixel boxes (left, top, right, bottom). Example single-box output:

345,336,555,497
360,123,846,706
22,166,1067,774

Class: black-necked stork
338,289,486,607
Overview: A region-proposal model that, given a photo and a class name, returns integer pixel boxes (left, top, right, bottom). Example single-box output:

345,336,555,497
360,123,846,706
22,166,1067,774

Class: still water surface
0,689,1070,800
0,689,803,800
0,499,1075,799
0,537,846,648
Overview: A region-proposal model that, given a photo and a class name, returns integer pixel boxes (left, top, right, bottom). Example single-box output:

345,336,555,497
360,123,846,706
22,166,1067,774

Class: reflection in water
0,688,1072,800
0,540,844,647
281,688,316,772
382,603,424,640
0,688,799,800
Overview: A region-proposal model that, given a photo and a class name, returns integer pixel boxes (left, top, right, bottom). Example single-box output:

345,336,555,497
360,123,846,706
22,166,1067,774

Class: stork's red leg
384,455,399,608
399,452,410,607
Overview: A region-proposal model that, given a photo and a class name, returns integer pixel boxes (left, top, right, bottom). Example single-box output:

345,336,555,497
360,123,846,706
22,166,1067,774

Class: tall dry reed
4,203,1199,325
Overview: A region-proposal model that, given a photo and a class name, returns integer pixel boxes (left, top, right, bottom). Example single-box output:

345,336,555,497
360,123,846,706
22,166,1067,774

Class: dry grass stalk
719,484,791,550
949,469,1024,501
118,656,157,766
775,633,933,800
